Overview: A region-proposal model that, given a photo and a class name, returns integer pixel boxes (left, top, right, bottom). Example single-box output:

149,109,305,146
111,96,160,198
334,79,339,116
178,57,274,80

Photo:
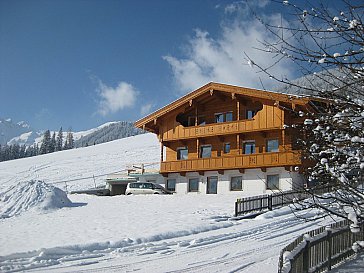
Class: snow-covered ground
0,133,336,272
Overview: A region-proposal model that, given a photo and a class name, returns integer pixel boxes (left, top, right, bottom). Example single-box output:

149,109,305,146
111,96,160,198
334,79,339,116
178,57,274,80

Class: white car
125,182,172,195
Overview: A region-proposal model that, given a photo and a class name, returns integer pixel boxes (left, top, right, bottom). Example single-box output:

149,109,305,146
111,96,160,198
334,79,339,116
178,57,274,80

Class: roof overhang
135,82,329,132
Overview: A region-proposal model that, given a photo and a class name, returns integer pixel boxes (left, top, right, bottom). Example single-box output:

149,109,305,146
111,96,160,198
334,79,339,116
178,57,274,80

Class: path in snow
0,204,328,273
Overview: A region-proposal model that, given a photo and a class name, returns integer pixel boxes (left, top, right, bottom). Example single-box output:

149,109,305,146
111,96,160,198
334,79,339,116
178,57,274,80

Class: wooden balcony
161,104,283,141
160,151,301,174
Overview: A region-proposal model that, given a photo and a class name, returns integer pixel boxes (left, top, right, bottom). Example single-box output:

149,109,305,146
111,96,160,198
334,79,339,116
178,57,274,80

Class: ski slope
0,133,334,272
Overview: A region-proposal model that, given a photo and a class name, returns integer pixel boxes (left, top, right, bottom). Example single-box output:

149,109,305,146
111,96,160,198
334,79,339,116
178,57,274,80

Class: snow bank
0,180,73,218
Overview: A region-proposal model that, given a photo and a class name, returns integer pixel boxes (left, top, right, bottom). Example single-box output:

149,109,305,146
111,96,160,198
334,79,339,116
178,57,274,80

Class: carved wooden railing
160,151,301,174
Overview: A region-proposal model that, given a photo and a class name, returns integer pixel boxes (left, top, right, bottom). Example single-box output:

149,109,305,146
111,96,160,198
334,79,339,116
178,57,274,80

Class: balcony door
207,176,218,194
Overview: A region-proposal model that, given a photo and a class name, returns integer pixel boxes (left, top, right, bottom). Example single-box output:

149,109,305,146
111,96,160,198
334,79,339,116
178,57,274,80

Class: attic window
246,110,256,119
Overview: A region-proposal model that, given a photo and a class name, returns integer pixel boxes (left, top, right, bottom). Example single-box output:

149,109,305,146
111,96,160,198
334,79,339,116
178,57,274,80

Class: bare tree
247,0,363,226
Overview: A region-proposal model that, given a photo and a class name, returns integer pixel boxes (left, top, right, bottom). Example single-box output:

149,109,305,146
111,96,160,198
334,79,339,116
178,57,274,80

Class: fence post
235,200,239,217
327,229,332,271
302,238,310,273
268,195,272,211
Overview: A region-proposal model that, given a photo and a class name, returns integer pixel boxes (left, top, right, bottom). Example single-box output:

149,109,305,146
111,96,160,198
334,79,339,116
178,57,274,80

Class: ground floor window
188,178,199,192
207,176,218,194
230,176,243,191
166,179,176,192
266,174,279,190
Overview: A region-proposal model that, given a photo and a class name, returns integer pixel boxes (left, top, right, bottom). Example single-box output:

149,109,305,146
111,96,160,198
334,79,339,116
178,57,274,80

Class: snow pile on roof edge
0,180,73,218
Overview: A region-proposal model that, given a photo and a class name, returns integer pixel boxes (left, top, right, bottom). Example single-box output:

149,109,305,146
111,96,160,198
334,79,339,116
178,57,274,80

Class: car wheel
127,193,132,195
154,192,159,194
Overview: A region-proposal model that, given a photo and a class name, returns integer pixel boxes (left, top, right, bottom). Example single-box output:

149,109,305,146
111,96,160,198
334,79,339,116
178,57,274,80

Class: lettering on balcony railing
194,122,239,136
249,156,257,165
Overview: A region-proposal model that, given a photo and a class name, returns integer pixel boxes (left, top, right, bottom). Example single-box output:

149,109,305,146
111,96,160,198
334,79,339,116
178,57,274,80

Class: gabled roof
135,82,325,130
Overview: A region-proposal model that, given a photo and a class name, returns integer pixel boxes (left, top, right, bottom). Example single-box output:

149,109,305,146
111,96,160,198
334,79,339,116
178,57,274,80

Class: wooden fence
278,220,364,273
234,186,332,217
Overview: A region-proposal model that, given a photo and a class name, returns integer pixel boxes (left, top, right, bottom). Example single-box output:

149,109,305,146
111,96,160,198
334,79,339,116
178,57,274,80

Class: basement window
188,178,199,192
230,176,243,191
166,179,176,192
267,174,279,190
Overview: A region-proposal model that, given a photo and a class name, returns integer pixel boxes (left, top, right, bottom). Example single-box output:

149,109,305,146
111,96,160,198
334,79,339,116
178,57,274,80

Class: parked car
125,182,173,195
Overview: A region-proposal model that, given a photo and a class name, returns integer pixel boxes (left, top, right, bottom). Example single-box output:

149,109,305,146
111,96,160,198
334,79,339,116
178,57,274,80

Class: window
231,176,243,191
200,145,212,158
215,112,233,123
225,111,233,122
188,178,199,192
267,139,279,152
177,147,188,160
246,110,256,119
223,143,231,154
243,141,255,154
267,174,279,190
198,116,206,125
166,179,176,192
215,113,224,123
188,116,196,126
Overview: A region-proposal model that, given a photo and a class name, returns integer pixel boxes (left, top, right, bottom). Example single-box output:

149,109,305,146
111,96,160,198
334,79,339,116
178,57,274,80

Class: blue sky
0,0,345,131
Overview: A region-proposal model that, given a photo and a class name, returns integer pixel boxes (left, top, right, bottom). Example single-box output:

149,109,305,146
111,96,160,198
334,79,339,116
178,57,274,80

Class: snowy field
0,134,335,272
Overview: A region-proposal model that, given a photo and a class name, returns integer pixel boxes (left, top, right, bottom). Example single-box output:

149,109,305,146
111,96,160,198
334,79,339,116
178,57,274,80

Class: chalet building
135,82,325,195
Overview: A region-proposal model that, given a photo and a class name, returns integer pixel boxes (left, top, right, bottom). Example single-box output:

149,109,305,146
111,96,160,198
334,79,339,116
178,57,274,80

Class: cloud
96,81,138,116
163,4,294,94
140,103,154,116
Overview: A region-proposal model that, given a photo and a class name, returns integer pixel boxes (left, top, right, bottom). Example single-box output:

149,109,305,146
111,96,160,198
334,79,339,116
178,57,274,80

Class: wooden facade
135,82,324,177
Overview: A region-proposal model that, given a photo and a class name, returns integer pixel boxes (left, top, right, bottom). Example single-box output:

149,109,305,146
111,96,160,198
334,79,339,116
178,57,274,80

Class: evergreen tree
50,132,56,153
63,128,74,150
40,130,51,154
56,127,63,151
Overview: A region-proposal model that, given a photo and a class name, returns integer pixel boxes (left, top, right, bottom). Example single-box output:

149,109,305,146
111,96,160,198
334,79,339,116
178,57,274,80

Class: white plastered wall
165,167,305,195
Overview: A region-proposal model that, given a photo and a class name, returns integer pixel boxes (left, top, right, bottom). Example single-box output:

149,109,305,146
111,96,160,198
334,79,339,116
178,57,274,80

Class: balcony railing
161,105,283,141
160,151,301,174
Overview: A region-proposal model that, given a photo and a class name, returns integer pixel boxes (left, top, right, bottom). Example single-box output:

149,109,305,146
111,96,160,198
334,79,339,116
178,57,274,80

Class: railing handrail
235,186,333,217
278,219,364,273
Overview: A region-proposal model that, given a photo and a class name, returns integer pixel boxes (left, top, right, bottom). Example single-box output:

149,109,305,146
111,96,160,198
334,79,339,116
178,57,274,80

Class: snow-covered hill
0,133,160,192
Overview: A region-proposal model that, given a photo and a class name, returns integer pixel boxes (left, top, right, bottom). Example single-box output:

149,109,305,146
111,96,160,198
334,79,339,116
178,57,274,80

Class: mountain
74,121,144,148
0,118,33,145
4,120,144,148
